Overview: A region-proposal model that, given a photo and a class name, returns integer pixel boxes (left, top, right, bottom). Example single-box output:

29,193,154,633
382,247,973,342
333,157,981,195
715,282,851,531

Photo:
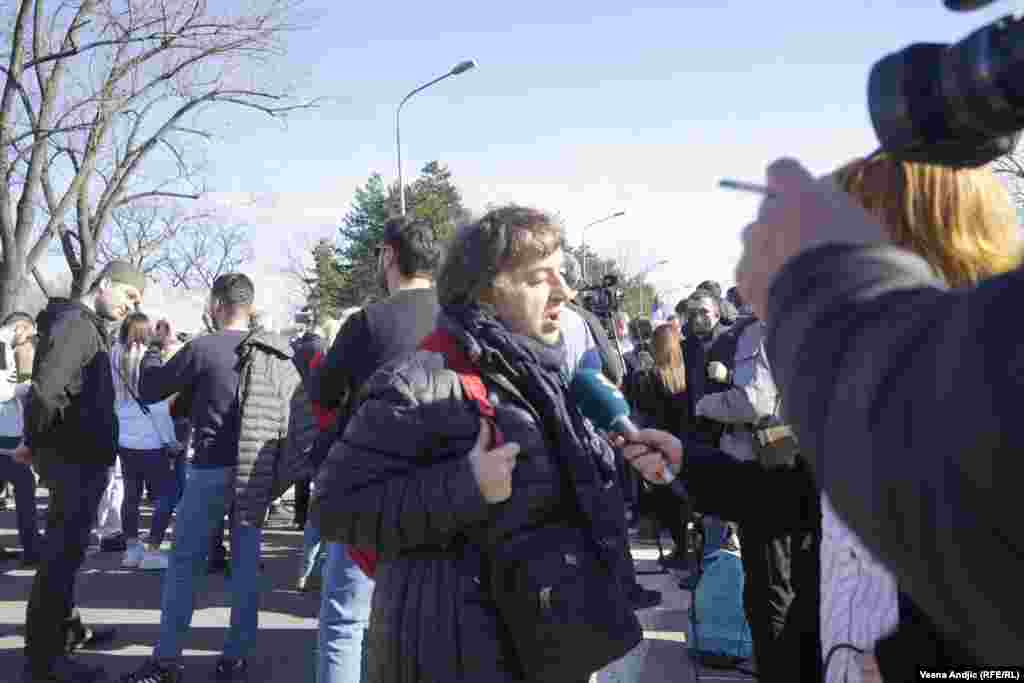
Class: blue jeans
317,542,374,683
299,522,322,582
154,466,263,662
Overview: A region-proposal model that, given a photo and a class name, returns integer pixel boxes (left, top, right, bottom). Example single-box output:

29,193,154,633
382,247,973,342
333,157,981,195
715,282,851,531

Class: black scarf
442,304,628,574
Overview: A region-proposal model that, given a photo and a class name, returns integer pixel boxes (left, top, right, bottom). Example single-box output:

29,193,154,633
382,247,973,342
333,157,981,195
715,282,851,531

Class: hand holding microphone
620,430,684,485
707,361,730,384
571,369,687,494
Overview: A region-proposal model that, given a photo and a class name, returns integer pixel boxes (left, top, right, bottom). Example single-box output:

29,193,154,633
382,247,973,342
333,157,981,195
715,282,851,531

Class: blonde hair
835,154,1023,287
652,323,686,394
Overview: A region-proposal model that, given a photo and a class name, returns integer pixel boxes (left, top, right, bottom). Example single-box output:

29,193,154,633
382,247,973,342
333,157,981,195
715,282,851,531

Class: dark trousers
739,528,819,683
293,477,311,527
0,450,40,557
25,459,109,672
120,448,176,543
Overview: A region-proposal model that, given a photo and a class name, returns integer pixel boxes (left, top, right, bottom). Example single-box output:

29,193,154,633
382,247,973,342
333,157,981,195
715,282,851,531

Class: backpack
688,549,755,666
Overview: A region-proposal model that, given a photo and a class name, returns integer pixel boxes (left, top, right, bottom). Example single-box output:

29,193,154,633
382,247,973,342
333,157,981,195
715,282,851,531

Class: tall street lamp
395,59,477,216
579,210,625,283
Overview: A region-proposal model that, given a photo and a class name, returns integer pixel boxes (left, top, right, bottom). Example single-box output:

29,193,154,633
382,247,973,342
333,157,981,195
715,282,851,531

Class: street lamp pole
579,211,625,283
396,59,477,216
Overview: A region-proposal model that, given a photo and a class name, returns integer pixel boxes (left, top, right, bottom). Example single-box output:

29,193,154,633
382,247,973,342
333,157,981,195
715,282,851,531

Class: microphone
569,369,689,500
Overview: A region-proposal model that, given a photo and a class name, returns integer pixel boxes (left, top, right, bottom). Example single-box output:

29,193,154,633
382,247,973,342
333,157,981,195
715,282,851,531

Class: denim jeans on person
153,465,263,663
0,436,40,558
317,542,374,683
299,522,322,582
120,448,177,545
24,459,110,674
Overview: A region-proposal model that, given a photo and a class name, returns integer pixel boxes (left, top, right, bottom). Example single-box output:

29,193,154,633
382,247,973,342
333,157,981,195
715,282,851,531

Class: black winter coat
311,326,625,683
23,298,117,466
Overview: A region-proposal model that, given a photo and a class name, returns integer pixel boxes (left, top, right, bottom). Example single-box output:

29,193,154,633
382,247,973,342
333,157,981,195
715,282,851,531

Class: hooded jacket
23,298,117,466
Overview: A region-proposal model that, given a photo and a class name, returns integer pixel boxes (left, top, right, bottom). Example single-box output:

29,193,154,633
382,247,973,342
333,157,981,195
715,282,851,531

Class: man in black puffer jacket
312,206,640,683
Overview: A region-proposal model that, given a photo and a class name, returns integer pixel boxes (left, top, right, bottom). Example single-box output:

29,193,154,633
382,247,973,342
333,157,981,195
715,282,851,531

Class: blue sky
197,1,1017,307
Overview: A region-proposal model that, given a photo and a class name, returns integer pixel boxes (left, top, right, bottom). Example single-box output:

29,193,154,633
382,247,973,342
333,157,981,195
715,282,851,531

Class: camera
868,0,1024,167
579,274,622,323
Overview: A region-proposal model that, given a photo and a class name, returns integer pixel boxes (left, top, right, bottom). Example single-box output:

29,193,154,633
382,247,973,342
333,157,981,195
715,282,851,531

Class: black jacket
683,445,821,683
683,322,740,446
309,288,440,415
767,243,1021,665
311,320,630,683
23,298,117,466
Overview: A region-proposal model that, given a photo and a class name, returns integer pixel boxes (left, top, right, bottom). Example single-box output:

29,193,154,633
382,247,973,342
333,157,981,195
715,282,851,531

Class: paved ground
0,493,756,682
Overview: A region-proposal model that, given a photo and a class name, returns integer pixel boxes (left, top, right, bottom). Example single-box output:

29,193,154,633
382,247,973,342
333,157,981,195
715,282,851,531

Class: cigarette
718,179,775,197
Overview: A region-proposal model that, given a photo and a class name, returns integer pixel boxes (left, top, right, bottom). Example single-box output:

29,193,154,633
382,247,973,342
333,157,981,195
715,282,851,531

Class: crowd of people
0,150,1021,683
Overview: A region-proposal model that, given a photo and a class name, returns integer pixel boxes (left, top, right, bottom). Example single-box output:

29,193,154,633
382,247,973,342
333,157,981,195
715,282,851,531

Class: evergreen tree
334,162,470,305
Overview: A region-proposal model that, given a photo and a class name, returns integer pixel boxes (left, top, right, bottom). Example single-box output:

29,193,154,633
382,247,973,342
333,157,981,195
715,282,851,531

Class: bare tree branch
0,0,315,314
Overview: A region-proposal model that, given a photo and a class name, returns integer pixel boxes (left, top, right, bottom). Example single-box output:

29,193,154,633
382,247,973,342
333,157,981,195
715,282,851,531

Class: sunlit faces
97,280,142,322
489,248,571,345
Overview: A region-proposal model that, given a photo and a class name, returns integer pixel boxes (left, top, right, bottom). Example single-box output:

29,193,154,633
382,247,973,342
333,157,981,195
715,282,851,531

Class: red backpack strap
420,329,502,445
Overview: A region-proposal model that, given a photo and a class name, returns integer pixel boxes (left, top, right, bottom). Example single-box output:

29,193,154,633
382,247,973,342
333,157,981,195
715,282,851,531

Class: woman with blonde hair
822,153,1021,683
633,322,694,570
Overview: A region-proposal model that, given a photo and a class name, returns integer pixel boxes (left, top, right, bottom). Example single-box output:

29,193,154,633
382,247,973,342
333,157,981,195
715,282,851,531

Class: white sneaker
121,541,144,568
139,550,169,571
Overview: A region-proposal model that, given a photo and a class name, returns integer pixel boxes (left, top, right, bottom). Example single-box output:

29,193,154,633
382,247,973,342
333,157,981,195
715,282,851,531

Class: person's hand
468,418,521,504
707,361,729,383
620,429,683,485
860,650,884,683
735,158,887,321
13,443,33,466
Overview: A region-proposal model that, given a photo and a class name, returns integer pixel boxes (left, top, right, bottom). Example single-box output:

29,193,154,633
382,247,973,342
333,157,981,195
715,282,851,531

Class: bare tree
0,0,316,316
161,219,253,290
96,199,251,289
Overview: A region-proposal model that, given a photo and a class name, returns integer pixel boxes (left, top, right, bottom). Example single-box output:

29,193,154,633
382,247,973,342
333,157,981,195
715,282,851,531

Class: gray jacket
695,320,780,461
767,243,1024,664
234,330,303,527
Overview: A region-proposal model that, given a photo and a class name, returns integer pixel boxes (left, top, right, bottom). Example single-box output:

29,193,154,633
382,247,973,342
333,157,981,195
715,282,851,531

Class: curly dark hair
437,205,563,308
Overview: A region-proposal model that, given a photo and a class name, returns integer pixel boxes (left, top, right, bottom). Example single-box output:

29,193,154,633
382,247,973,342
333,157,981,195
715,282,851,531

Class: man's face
687,296,720,337
490,248,571,345
96,281,142,322
12,320,34,345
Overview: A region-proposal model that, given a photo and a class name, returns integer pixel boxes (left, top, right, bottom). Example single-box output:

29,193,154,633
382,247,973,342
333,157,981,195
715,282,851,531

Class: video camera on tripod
577,274,623,324
869,0,1024,167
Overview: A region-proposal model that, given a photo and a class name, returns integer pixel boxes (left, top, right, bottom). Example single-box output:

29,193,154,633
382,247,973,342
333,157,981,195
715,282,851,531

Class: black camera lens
868,15,1024,167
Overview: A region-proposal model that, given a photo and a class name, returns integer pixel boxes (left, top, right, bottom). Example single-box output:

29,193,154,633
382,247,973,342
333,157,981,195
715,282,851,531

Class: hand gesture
13,443,33,466
468,418,521,504
620,429,683,485
735,158,886,321
707,361,729,383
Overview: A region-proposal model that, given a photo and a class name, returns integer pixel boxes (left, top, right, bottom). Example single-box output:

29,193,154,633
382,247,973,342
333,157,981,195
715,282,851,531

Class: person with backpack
308,216,441,683
311,205,641,683
120,273,302,683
